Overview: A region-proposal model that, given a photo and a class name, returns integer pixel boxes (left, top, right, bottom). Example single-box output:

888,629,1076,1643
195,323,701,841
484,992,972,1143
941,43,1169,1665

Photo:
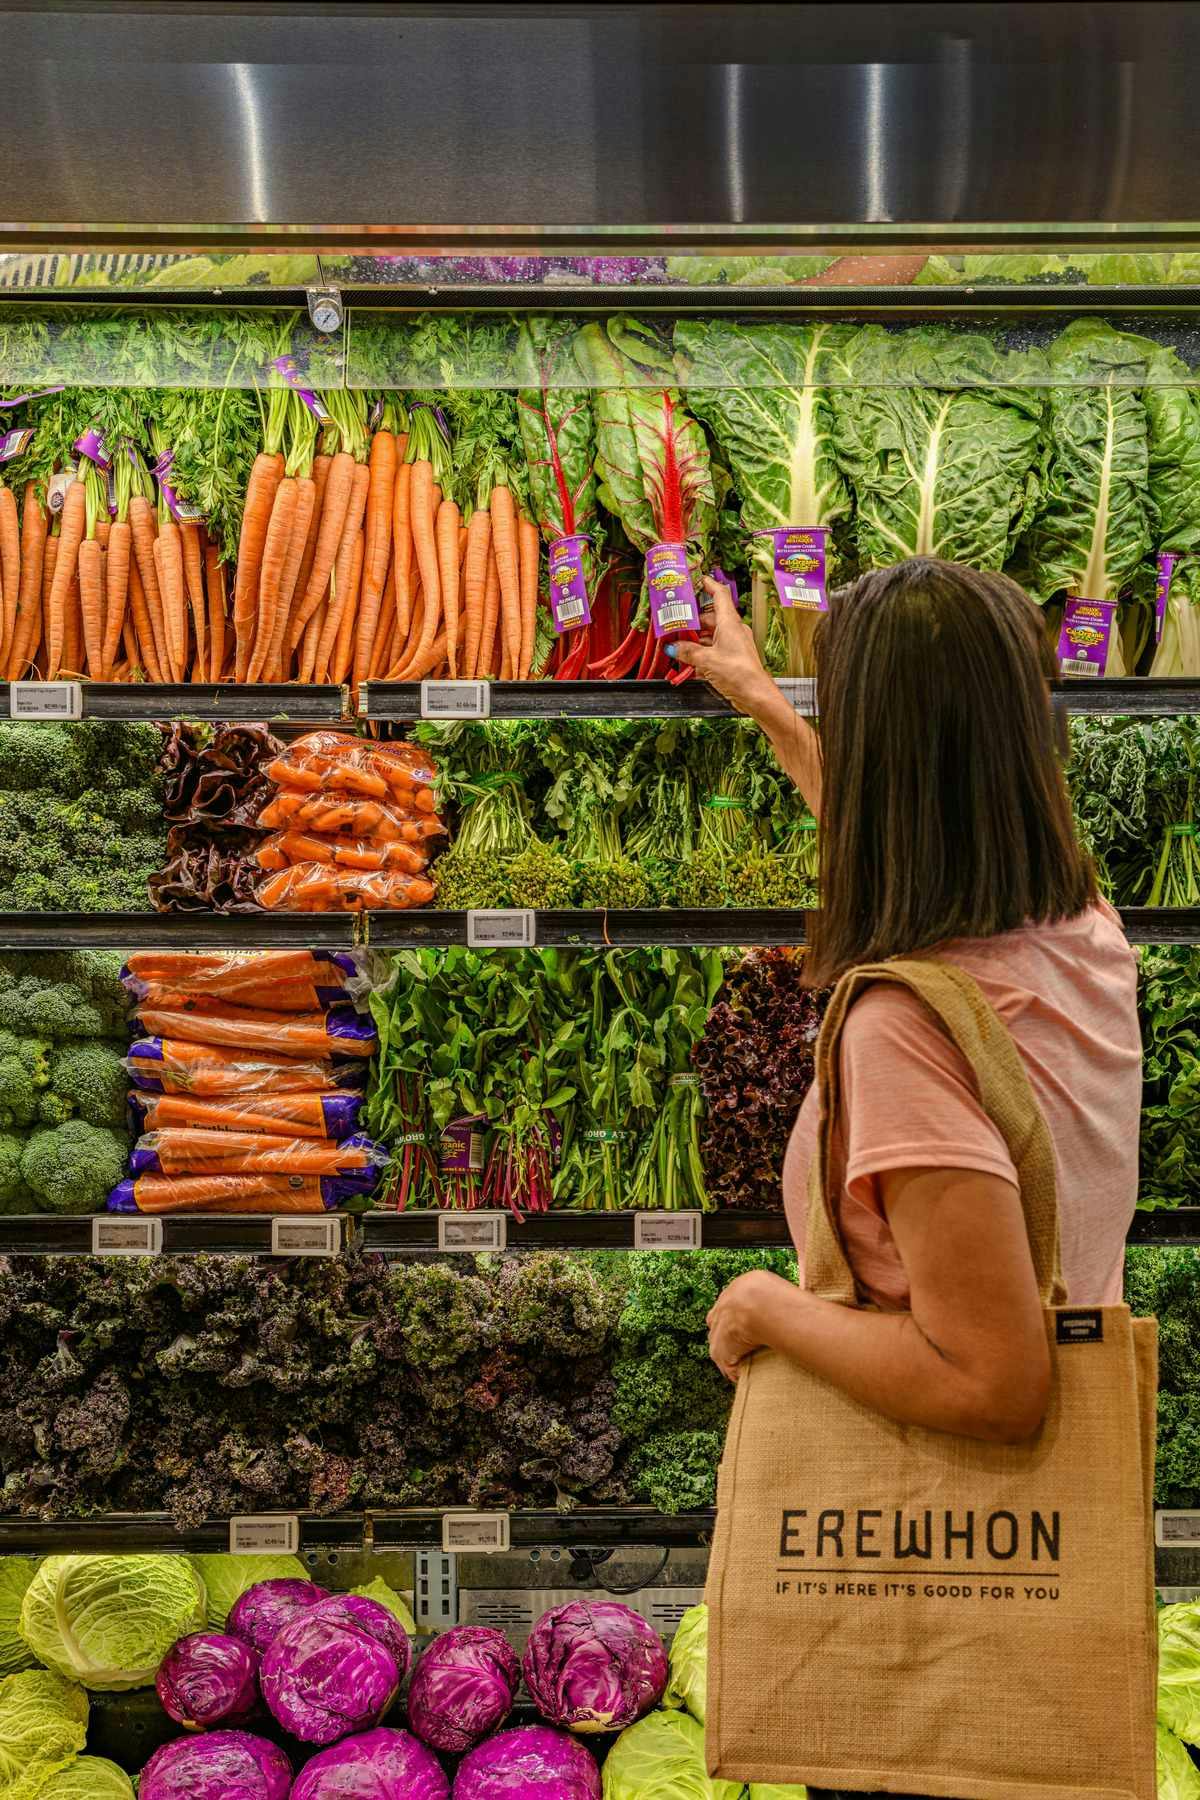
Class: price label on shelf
91,1216,163,1257
438,1211,508,1253
633,1211,703,1250
775,678,817,716
10,681,83,720
421,679,491,720
467,909,537,949
1156,1510,1200,1547
270,1216,342,1258
442,1512,511,1554
229,1515,301,1555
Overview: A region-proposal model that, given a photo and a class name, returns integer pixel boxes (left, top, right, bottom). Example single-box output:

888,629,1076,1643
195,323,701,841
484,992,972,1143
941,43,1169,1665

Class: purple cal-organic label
272,354,331,422
0,385,64,410
129,1146,159,1176
646,542,700,639
152,450,204,525
106,1181,139,1213
73,427,111,470
1156,551,1178,646
0,428,34,464
548,534,592,634
753,526,829,610
320,1094,364,1140
547,1117,563,1165
1057,597,1117,678
439,1115,487,1174
326,1007,377,1049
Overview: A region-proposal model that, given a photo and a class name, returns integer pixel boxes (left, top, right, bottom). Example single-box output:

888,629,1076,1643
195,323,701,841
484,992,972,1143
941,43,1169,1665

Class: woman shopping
672,559,1156,1800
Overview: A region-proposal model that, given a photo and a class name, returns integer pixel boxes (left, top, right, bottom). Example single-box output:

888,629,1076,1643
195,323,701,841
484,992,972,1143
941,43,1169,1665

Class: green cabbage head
38,1758,135,1800
1160,1602,1200,1744
0,1668,88,1800
1158,1725,1200,1800
602,1707,744,1799
0,1563,36,1678
189,1553,309,1629
350,1577,417,1636
664,1603,707,1724
748,1788,808,1798
19,1554,206,1691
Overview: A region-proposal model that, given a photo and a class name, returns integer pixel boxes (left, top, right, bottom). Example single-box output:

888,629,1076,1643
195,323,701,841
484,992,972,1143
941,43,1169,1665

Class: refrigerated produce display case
2,1,1200,1784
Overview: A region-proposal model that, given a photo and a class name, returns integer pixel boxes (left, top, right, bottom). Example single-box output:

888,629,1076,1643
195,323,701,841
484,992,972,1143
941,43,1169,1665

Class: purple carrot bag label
1156,551,1178,646
754,527,829,610
271,354,331,422
1057,597,1116,678
152,450,204,524
647,541,700,638
0,428,34,464
73,427,111,470
547,534,592,634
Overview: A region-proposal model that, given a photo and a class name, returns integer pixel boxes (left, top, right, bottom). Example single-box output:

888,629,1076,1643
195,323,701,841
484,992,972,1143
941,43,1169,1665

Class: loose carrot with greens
247,474,298,682
267,475,314,679
0,487,19,664
332,528,365,684
315,464,369,680
46,476,86,679
157,518,188,682
436,497,462,678
128,491,169,679
232,451,283,680
102,519,131,678
478,544,502,679
490,482,522,676
180,521,207,683
8,484,46,680
517,512,540,679
353,428,397,688
291,450,354,648
204,540,227,682
78,536,105,676
392,459,413,637
127,555,163,683
299,593,327,685
62,562,83,677
461,508,491,680
369,566,398,679
289,451,330,653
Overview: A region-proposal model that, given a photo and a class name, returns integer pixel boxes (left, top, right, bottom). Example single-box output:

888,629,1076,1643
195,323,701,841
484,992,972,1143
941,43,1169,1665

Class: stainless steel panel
4,4,1200,249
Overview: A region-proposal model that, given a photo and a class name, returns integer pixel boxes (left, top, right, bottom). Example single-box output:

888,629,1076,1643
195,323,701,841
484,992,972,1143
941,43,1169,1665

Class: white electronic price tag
270,1216,342,1258
633,1211,703,1250
441,1512,511,1554
467,909,537,949
10,682,83,721
91,1216,163,1257
438,1211,508,1253
1157,1510,1200,1547
420,679,490,720
229,1515,301,1555
775,678,817,716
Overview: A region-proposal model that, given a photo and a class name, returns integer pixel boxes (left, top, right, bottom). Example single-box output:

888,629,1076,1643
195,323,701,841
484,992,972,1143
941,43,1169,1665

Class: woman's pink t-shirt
782,903,1142,1310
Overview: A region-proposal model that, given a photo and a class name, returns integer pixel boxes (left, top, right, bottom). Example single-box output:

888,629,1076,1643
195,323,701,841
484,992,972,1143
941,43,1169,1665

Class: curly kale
626,1430,725,1513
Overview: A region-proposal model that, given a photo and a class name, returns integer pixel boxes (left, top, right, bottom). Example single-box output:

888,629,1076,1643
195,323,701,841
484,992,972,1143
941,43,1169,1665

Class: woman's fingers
666,573,774,717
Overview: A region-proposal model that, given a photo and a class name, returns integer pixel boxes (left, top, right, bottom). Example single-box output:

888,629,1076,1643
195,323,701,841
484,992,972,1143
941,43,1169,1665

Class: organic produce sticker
1057,598,1116,679
439,1115,486,1174
1156,551,1177,646
647,542,700,639
548,534,592,634
0,427,34,464
754,527,829,610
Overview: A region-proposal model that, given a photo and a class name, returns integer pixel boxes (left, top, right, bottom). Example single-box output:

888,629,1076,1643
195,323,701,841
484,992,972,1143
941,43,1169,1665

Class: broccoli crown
0,1133,24,1211
0,1031,51,1131
20,1121,128,1215
39,1042,128,1131
0,721,162,798
0,955,130,1040
0,793,164,915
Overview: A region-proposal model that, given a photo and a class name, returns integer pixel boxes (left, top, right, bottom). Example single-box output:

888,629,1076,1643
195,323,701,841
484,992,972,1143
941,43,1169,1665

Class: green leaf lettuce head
19,1554,206,1691
37,1759,134,1800
189,1553,309,1630
0,1564,36,1679
663,1603,707,1724
602,1707,745,1799
1158,1724,1200,1800
1160,1602,1200,1744
0,1668,88,1800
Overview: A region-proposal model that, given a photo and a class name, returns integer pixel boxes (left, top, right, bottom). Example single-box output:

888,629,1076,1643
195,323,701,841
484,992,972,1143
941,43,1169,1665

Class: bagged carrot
266,731,436,800
130,1128,386,1178
132,1002,377,1058
125,1038,359,1096
121,949,365,1009
130,1089,364,1141
256,864,437,911
256,830,429,876
257,788,441,834
106,1171,356,1215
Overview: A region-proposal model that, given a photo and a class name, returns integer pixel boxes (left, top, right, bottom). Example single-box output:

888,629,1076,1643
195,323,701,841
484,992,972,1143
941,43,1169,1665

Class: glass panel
0,305,345,390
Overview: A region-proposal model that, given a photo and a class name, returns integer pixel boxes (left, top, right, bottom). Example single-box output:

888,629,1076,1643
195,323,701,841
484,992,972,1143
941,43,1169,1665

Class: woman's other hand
667,578,777,717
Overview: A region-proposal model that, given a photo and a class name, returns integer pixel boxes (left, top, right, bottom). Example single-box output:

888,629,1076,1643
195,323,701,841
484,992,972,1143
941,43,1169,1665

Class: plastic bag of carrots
130,1128,386,1179
130,1089,364,1141
265,732,436,802
121,950,366,1011
107,1171,356,1215
257,864,437,911
132,1001,377,1059
126,1038,360,1096
256,830,430,876
257,787,442,835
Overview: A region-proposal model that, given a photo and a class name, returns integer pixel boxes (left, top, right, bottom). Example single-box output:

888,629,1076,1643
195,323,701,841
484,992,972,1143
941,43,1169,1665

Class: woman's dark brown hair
805,557,1096,985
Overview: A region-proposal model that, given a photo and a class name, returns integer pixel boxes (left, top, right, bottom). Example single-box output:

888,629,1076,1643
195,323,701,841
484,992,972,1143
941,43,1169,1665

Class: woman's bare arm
669,579,823,816
707,1165,1051,1442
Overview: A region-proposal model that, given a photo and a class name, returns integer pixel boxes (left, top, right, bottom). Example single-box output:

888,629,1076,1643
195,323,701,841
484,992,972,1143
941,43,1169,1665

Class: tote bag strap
805,957,1068,1309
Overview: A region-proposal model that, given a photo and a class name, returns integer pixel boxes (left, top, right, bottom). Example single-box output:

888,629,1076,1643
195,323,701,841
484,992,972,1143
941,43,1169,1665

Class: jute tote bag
706,958,1158,1800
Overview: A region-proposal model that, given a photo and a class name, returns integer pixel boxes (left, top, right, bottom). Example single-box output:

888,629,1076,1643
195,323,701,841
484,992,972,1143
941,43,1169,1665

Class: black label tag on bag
1056,1310,1104,1345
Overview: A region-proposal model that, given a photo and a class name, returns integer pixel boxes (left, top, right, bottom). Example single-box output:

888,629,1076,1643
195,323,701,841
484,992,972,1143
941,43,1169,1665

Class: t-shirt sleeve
838,982,1020,1225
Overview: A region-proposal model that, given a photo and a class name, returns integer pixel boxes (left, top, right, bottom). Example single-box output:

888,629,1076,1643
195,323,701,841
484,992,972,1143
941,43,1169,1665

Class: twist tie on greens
394,1132,433,1146
704,795,747,810
1170,824,1198,837
668,1072,701,1088
468,772,524,793
583,1127,633,1143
